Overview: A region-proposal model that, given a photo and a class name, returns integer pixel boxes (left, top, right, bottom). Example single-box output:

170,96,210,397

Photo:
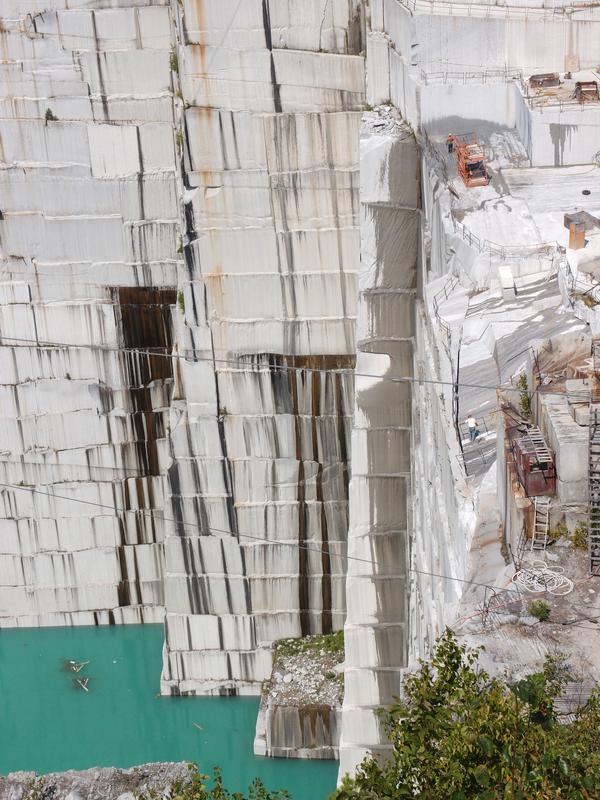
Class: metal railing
560,257,600,306
394,0,600,19
458,413,496,442
460,439,495,477
451,216,560,260
431,273,459,352
418,67,522,86
518,83,600,112
421,136,564,262
459,412,498,476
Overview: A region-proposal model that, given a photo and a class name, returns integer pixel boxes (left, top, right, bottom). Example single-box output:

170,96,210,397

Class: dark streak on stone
220,538,234,613
118,287,176,477
136,126,145,220
240,547,252,614
91,12,109,120
230,112,242,169
289,366,310,634
110,287,177,611
261,0,282,112
218,112,228,170
167,463,185,537
312,371,332,633
324,122,348,320
117,546,131,606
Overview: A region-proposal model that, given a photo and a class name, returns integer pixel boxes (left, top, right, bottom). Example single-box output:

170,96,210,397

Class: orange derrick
452,133,490,188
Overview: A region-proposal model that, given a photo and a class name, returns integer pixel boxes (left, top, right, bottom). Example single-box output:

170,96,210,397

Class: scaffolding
589,407,600,574
589,342,600,574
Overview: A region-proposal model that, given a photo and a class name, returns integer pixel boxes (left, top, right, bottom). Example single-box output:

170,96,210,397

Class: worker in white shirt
466,414,479,442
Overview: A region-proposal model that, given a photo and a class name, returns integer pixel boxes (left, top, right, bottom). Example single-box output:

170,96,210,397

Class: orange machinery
452,133,490,188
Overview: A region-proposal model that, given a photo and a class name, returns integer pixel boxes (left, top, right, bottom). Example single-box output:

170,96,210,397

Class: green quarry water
0,624,337,799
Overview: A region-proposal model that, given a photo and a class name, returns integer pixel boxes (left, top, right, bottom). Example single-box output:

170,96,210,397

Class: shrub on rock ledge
528,599,551,622
137,765,288,800
335,630,600,799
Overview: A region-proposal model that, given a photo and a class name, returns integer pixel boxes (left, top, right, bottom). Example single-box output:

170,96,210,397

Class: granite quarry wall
0,0,366,701
0,0,179,627
5,0,599,781
160,0,365,696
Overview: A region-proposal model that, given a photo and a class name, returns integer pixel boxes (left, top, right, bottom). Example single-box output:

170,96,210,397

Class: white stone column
339,118,420,777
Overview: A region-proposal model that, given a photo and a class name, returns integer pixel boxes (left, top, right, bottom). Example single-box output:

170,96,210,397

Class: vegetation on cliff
136,630,600,799
136,766,288,800
335,630,600,799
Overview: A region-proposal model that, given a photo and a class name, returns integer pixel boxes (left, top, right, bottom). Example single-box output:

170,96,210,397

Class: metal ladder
531,496,550,551
588,404,600,574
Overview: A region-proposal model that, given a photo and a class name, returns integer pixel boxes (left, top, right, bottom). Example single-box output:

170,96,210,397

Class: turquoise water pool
0,624,337,799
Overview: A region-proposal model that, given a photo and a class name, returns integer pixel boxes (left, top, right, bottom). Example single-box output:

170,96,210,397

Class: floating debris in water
62,659,90,674
61,658,92,692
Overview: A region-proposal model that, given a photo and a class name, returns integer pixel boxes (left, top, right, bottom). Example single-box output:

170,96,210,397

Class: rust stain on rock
205,262,225,322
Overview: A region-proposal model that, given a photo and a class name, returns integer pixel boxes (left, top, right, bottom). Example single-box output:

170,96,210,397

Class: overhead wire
0,480,533,595
0,480,584,606
0,332,583,402
3,0,599,664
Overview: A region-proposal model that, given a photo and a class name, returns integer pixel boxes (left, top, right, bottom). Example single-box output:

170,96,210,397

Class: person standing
466,414,479,442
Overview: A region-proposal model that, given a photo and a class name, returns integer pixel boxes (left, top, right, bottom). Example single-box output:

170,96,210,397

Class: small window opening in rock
583,189,591,195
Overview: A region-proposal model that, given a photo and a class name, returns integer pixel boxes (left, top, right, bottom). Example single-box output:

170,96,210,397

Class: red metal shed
514,427,556,497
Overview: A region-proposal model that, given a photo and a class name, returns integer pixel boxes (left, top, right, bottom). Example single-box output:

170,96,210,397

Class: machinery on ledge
447,133,490,188
574,81,600,103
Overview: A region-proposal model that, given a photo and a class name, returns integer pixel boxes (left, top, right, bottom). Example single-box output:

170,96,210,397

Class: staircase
531,496,550,552
588,404,600,574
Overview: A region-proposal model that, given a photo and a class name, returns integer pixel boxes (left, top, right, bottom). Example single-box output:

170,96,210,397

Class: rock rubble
0,762,190,800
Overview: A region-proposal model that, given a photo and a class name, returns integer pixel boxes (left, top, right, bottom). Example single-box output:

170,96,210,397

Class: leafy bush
335,630,600,799
569,521,589,550
528,599,551,621
543,651,574,690
169,46,179,73
136,765,288,799
274,631,344,660
550,521,568,542
517,372,531,417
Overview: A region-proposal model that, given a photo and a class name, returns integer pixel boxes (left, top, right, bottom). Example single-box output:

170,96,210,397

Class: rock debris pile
266,633,344,707
0,762,190,800
253,632,345,758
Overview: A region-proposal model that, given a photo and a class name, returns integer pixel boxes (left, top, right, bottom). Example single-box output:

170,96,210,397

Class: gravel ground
264,634,344,708
0,762,191,800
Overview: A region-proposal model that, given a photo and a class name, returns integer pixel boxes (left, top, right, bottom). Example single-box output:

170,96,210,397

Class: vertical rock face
0,1,179,626
338,115,420,775
0,0,364,696
161,0,365,695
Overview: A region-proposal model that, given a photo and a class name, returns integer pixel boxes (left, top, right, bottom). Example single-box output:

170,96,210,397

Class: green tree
137,766,289,800
517,373,531,418
335,631,600,799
